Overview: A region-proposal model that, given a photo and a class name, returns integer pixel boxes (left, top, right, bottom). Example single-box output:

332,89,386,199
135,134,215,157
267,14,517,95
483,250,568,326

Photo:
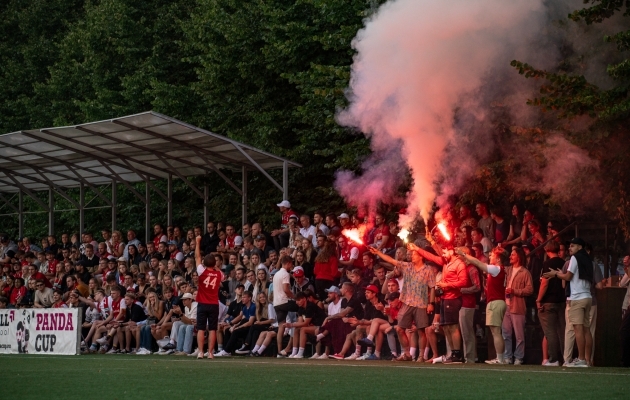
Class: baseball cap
255,234,266,241
338,213,349,219
277,200,291,208
181,293,194,300
167,240,177,246
364,284,379,293
224,264,235,275
325,286,340,295
570,237,586,247
117,257,126,262
236,283,245,289
522,243,535,251
387,291,400,301
387,278,399,285
292,266,304,277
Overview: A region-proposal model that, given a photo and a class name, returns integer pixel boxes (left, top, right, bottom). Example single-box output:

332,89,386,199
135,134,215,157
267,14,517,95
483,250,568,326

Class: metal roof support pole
18,190,23,238
145,180,151,244
48,189,55,236
79,183,85,236
203,183,209,228
167,174,173,226
242,167,248,226
283,160,288,201
111,181,117,231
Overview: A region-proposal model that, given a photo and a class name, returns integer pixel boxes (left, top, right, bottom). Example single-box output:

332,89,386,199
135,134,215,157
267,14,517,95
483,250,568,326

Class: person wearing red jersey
457,246,508,364
223,224,243,252
43,251,59,280
370,213,394,253
271,200,298,251
94,286,127,352
168,241,184,267
195,235,223,359
153,224,168,249
338,236,362,275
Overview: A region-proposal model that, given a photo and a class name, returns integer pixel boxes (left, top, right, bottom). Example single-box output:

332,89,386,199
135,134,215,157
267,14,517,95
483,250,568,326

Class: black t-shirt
541,257,566,304
227,300,242,319
495,219,511,244
341,296,364,320
364,300,386,321
298,302,327,326
124,303,147,323
164,295,179,313
80,255,100,270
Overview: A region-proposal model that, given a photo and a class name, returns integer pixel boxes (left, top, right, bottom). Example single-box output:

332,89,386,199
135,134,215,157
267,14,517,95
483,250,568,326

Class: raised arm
455,249,490,274
368,247,397,266
195,235,202,266
408,242,445,266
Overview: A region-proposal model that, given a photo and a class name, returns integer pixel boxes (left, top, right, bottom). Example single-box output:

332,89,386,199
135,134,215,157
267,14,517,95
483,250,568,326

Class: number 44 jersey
196,264,223,305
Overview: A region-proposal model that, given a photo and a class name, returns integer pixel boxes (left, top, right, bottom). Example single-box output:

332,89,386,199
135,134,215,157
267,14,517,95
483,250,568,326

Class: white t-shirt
328,299,342,316
486,265,501,277
272,268,291,306
568,256,592,301
300,225,318,247
185,301,198,320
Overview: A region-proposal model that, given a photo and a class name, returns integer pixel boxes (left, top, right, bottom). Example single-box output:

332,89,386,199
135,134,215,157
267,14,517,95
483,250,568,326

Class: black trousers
225,327,249,352
621,307,630,367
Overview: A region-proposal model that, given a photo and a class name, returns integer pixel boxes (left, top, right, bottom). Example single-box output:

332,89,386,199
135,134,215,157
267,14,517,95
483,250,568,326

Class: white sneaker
96,336,109,345
106,348,119,354
514,359,523,366
357,353,371,360
309,353,320,359
432,356,445,364
188,350,199,357
204,352,209,357
292,354,304,359
288,354,299,358
156,338,170,348
159,349,174,355
155,348,165,355
214,350,230,357
541,359,549,365
344,353,359,360
566,359,588,368
137,348,150,355
484,358,501,364
317,353,329,359
542,360,559,367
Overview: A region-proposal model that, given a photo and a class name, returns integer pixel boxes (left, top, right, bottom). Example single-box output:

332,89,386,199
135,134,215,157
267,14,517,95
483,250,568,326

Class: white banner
0,308,79,355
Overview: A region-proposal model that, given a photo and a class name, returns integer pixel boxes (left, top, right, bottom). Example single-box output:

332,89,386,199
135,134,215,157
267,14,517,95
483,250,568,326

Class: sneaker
329,353,345,360
566,359,588,368
543,360,559,367
317,353,329,359
292,354,304,359
155,348,165,355
502,358,513,365
344,353,359,360
106,348,119,354
89,345,98,353
541,359,549,365
119,349,128,354
137,348,150,355
204,352,209,357
156,338,170,349
98,345,108,354
276,350,288,358
432,355,445,364
357,337,375,347
173,351,188,356
235,345,250,355
162,343,176,351
365,353,380,361
356,353,370,360
309,353,320,359
252,351,260,357
96,336,109,345
443,354,464,364
514,359,523,366
214,350,230,357
129,349,137,354
160,349,174,356
485,358,501,364
188,350,199,357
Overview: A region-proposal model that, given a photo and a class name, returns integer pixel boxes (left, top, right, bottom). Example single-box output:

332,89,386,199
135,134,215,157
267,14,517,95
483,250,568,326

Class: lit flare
398,228,410,243
437,223,451,241
342,229,364,245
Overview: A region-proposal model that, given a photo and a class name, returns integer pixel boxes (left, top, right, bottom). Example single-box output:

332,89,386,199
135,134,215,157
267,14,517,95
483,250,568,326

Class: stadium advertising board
0,308,79,355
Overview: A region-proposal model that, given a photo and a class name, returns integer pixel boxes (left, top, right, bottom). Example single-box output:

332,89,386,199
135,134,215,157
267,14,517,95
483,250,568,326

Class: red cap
364,284,379,293
388,278,399,285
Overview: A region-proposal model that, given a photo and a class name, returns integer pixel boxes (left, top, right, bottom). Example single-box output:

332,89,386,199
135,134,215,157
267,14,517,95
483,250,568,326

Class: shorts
486,300,507,327
196,303,219,331
439,297,462,326
397,303,429,329
568,298,592,328
274,301,298,324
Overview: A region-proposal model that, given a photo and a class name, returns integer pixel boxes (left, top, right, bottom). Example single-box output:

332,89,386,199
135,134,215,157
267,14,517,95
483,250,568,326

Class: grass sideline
1,355,629,399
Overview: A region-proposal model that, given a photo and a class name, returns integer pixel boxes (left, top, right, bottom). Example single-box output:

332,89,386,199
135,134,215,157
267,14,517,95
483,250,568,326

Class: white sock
424,347,430,360
259,345,266,354
169,339,175,344
218,344,223,351
291,347,298,356
252,345,260,353
410,347,417,358
297,347,305,356
316,333,325,341
355,345,361,355
366,348,372,355
367,334,374,341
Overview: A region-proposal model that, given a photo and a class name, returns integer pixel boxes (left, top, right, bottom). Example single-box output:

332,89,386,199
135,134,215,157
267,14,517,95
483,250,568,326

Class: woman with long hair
313,239,339,301
252,267,269,302
110,230,125,258
127,244,142,267
247,292,277,356
504,204,523,247
161,273,177,299
88,277,100,299
136,291,164,354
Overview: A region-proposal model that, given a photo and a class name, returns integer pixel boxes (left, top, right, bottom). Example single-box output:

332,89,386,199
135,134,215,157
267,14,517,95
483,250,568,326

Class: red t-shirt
281,209,298,228
340,247,362,269
46,259,59,275
314,257,339,281
32,271,52,288
461,265,480,308
486,265,506,303
111,297,126,319
10,286,26,304
153,234,167,248
374,225,394,249
196,265,223,305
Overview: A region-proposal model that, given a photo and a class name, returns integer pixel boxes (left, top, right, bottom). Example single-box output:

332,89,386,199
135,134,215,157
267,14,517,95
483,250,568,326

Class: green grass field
1,354,629,399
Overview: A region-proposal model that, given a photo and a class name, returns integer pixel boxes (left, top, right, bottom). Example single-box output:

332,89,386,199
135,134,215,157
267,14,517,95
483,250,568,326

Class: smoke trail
336,0,597,226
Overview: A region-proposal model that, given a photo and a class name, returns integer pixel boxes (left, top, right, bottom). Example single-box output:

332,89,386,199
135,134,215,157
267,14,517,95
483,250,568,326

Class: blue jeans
502,309,526,361
176,323,194,353
140,325,154,350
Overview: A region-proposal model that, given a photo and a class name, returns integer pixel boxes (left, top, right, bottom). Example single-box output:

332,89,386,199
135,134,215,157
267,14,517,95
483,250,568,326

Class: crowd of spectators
1,200,629,367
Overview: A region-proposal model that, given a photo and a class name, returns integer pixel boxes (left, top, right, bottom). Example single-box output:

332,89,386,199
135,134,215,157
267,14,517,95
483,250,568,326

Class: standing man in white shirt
273,256,298,354
544,237,593,368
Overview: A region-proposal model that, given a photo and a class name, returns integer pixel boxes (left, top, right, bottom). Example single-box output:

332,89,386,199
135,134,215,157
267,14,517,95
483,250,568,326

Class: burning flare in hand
398,228,410,243
437,223,451,241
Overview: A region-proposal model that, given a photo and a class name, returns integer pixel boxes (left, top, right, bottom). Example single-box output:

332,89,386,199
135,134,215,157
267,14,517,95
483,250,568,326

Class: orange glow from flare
342,229,364,245
437,223,451,241
398,228,410,243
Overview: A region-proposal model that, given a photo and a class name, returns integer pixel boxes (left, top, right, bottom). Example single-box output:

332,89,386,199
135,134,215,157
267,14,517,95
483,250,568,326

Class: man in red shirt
28,265,51,288
457,247,508,364
195,235,223,359
271,200,297,251
370,213,394,253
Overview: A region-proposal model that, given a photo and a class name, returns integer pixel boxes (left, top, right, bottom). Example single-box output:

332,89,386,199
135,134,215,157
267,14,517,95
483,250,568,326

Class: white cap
117,256,127,262
277,200,291,208
181,293,194,300
338,213,349,219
